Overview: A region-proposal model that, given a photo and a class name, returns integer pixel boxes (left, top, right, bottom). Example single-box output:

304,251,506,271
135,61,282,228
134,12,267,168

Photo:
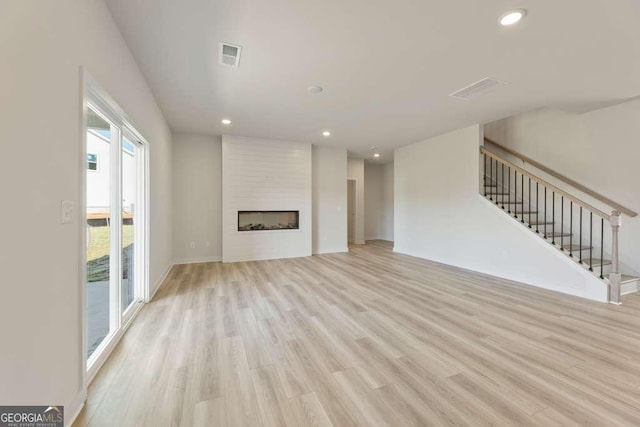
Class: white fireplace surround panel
222,135,312,262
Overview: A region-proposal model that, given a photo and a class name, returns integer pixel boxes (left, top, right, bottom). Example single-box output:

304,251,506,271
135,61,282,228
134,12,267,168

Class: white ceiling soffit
104,0,640,160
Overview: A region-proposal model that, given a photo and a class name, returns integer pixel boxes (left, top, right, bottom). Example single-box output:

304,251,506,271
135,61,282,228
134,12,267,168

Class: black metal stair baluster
561,196,564,251
600,218,604,279
501,162,505,210
508,166,511,213
514,170,518,219
536,182,539,233
528,178,532,228
569,202,573,257
483,153,487,197
552,192,555,245
544,187,547,238
521,174,524,223
589,212,593,271
493,159,499,205
489,156,493,200
579,207,583,263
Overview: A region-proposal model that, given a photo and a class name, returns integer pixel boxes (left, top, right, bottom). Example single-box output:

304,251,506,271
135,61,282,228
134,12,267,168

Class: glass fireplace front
237,210,299,231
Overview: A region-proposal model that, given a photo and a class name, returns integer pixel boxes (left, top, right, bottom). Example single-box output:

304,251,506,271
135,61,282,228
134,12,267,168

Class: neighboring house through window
88,153,98,171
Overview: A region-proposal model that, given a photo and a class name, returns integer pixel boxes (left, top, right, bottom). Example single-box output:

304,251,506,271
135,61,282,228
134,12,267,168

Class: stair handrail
480,147,611,221
484,137,637,218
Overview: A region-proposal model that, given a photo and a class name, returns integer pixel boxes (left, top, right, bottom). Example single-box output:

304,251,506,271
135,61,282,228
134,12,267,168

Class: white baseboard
223,252,312,263
66,388,87,427
312,247,349,255
149,262,174,302
173,255,222,265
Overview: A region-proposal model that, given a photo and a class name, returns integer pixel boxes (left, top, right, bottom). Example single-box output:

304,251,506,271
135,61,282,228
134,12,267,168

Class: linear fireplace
237,210,299,231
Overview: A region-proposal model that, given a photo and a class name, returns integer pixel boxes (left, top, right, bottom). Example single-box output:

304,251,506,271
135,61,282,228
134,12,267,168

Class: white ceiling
104,0,640,161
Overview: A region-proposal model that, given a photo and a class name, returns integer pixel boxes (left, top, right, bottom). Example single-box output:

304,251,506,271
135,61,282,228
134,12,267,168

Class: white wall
382,162,394,241
0,0,172,422
365,162,394,241
364,164,383,240
484,103,640,276
222,136,312,262
172,134,222,263
348,159,365,244
394,125,607,302
312,146,348,254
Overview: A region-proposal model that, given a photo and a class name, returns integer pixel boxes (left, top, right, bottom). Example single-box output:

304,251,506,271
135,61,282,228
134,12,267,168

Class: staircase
480,143,640,304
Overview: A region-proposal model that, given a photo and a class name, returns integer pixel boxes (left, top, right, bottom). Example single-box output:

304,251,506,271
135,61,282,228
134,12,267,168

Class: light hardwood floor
75,240,640,426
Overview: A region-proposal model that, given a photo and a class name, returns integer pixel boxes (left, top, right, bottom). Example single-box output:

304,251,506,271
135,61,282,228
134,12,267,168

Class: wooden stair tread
562,244,592,251
622,275,640,284
529,220,554,226
582,258,612,267
545,232,572,238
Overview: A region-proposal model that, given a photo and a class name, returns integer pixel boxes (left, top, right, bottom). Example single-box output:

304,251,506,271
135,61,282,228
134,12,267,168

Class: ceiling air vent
219,42,242,68
449,78,505,100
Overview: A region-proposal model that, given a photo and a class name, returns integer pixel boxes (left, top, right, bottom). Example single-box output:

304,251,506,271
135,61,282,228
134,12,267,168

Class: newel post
609,210,622,304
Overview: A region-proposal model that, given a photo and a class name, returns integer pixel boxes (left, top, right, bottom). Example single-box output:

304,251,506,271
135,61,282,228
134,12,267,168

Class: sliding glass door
85,103,146,367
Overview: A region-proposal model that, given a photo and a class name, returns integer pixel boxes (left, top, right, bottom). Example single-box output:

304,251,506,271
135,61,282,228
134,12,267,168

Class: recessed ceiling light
221,119,231,125
500,9,526,26
308,85,324,94
373,153,380,158
322,130,331,137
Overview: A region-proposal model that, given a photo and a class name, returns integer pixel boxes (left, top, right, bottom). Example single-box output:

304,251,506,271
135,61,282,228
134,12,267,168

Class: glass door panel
86,107,113,359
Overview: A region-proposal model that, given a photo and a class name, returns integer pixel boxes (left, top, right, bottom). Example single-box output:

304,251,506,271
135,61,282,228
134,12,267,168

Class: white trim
149,262,175,302
312,248,349,255
621,279,640,295
223,253,313,263
83,71,148,144
65,387,87,427
78,69,89,423
109,117,121,351
174,256,223,265
143,135,151,303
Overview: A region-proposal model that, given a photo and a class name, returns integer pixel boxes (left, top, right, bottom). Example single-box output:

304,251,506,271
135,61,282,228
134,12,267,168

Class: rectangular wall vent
449,78,505,100
219,42,242,68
